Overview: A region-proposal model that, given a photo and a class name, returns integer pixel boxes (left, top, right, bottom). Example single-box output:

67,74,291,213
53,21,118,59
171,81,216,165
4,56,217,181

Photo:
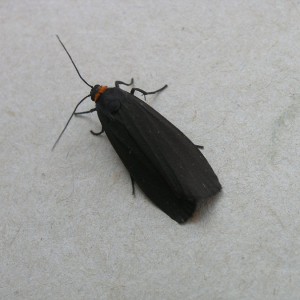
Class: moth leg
196,144,204,150
130,175,135,196
130,84,168,100
90,128,104,136
74,108,96,115
115,78,134,88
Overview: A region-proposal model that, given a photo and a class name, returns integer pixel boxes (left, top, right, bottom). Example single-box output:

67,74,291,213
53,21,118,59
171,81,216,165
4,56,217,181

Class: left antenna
56,35,93,88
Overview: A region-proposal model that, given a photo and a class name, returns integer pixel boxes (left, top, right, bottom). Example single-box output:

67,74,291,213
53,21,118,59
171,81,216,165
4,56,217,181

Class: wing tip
175,184,222,224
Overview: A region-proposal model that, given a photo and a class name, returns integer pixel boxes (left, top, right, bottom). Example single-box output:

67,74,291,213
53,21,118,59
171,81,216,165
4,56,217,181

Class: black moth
53,36,222,224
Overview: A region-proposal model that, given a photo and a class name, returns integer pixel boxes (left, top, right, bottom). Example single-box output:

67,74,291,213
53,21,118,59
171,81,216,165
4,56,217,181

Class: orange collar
94,86,108,102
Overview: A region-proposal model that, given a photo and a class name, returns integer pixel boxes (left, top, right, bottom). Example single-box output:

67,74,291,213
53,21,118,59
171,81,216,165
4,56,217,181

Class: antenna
56,35,93,88
52,94,90,151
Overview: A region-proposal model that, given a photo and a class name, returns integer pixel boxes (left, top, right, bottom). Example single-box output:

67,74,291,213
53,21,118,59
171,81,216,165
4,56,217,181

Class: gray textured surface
1,1,300,299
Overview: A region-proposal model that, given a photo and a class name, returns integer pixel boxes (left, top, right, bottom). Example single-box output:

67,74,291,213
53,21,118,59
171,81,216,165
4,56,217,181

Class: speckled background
1,1,299,299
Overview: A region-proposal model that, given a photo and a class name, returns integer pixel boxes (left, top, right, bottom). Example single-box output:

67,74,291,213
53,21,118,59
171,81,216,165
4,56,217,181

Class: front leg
74,108,96,115
115,78,134,88
130,84,168,101
130,84,167,96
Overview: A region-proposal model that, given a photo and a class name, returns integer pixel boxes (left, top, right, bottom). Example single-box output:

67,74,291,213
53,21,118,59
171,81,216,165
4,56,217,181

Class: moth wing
98,91,221,223
118,93,222,200
99,110,196,223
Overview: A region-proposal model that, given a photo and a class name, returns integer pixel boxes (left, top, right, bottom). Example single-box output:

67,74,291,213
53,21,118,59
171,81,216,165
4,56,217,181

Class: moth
53,36,222,223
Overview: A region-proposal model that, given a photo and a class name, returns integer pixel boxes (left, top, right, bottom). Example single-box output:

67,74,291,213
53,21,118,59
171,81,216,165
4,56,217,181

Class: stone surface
1,1,299,299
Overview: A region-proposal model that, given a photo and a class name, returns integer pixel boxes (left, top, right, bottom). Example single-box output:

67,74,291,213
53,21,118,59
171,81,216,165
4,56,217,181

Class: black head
90,85,108,102
90,85,101,101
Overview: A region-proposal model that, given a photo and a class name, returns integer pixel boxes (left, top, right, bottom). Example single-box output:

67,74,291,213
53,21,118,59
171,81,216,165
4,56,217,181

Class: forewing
99,110,196,223
101,91,221,203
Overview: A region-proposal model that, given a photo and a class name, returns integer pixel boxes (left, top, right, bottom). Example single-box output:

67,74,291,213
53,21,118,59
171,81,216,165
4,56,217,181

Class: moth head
90,85,108,102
